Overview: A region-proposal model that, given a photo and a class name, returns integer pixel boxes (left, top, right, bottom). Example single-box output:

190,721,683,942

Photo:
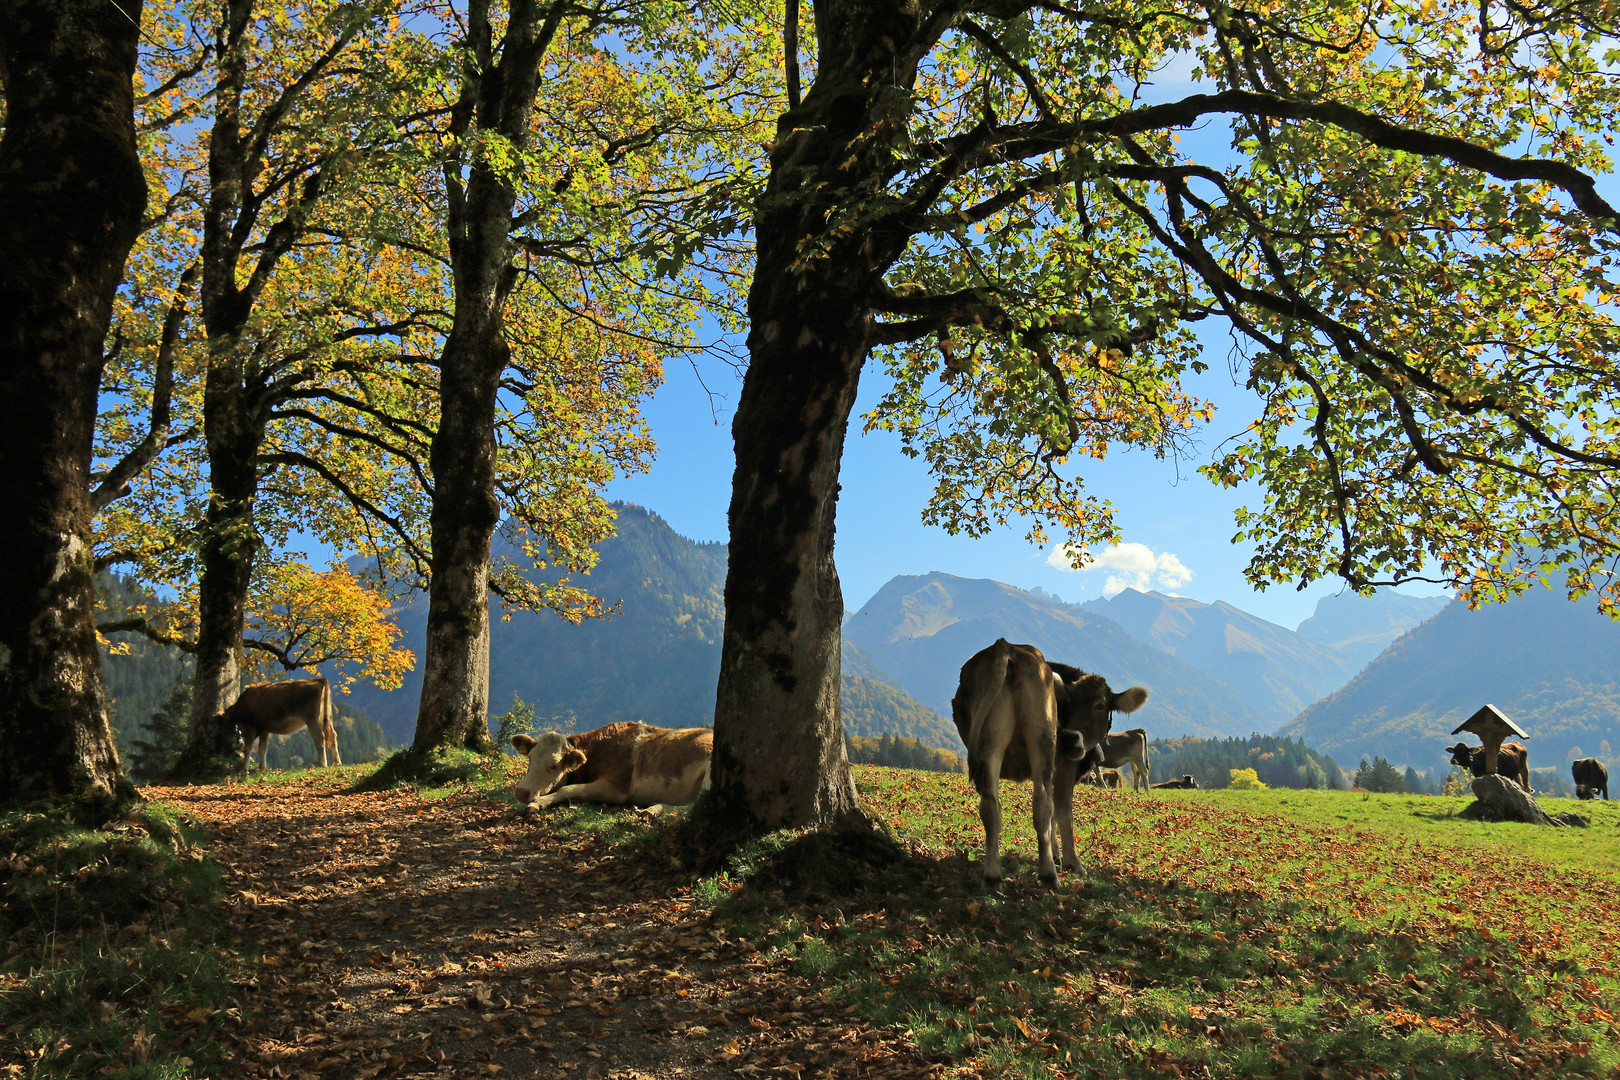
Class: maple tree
402,0,758,758
0,0,146,818
705,0,1620,836
241,561,415,689
123,0,449,776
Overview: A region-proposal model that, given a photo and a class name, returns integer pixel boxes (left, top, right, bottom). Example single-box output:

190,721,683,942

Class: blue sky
605,335,1454,632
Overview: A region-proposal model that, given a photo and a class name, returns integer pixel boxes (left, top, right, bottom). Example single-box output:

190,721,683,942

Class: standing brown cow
225,677,340,772
950,640,1147,885
1445,741,1531,793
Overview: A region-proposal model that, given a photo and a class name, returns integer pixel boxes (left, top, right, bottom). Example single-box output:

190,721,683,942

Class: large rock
1459,774,1588,827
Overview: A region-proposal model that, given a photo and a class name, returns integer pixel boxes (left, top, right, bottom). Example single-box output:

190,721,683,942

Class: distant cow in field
1445,741,1531,793
1150,775,1199,790
1572,757,1609,800
1099,768,1123,789
511,722,712,812
225,677,340,773
1082,728,1151,790
950,639,1147,885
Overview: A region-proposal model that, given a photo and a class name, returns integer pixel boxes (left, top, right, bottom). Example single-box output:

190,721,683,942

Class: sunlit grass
681,765,1620,1079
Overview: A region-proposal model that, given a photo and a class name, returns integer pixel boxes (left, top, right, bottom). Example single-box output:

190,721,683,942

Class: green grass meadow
8,756,1619,1079
690,766,1620,1079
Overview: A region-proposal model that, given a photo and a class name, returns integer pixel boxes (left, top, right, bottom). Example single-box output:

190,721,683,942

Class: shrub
1228,768,1268,791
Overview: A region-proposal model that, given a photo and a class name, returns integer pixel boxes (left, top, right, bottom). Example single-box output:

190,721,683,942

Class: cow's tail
321,677,341,766
963,641,1013,793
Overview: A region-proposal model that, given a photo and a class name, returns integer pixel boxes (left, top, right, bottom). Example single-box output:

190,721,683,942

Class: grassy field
9,755,1619,1079
689,766,1620,1079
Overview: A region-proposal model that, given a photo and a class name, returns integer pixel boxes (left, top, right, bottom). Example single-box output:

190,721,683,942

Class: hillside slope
1282,587,1620,772
1295,589,1452,670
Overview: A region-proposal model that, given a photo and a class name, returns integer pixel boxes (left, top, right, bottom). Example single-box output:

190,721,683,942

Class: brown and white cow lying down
1446,741,1531,793
511,722,713,812
1572,757,1609,800
225,677,340,773
1150,774,1198,790
951,639,1148,885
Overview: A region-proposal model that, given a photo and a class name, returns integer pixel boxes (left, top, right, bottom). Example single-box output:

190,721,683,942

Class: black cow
1445,741,1531,792
1150,774,1198,790
1572,757,1609,800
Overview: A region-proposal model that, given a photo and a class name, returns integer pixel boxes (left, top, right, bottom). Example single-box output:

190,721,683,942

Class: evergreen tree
1403,766,1426,795
1355,757,1408,794
127,682,191,783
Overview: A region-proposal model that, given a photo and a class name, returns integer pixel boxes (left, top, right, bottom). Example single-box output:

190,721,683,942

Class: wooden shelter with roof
1452,704,1529,777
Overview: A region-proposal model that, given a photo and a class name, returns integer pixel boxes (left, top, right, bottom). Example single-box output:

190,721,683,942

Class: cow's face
1445,743,1473,768
1054,675,1148,760
511,732,586,806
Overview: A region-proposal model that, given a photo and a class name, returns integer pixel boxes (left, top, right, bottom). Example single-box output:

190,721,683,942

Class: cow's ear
511,734,537,753
562,748,587,771
1115,687,1148,714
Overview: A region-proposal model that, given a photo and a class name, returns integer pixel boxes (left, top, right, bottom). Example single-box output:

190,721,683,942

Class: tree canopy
852,0,1620,609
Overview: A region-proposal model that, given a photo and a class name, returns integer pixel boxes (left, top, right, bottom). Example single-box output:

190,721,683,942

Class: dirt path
148,775,941,1080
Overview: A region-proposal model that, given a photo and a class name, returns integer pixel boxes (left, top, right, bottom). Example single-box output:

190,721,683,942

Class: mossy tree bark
0,0,146,819
704,0,928,837
411,0,564,757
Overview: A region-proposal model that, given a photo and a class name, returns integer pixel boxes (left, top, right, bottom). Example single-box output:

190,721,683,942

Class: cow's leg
254,735,270,772
974,750,1005,884
1020,738,1057,885
531,778,631,809
308,722,328,767
1053,760,1079,872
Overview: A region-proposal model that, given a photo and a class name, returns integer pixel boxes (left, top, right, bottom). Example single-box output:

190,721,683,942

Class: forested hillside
344,504,965,753
1146,734,1346,791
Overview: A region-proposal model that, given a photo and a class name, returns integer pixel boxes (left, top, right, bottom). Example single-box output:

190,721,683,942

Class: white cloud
1047,541,1192,596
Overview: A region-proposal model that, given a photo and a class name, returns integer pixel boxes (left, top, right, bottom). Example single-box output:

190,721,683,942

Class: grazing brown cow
511,722,713,812
1099,768,1123,789
1445,741,1531,793
225,677,339,772
1572,757,1609,800
1150,774,1198,790
950,639,1147,885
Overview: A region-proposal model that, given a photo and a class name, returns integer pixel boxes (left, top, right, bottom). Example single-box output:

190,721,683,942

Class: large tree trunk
412,324,504,755
173,405,262,771
0,0,146,819
702,0,922,837
173,2,269,775
707,293,867,831
411,0,557,757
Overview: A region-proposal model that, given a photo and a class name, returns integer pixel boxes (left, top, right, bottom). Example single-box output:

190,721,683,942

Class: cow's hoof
1040,871,1059,888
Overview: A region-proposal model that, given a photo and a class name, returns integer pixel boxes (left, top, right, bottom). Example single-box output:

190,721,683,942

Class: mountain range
1282,585,1620,774
99,498,1620,779
843,574,1271,740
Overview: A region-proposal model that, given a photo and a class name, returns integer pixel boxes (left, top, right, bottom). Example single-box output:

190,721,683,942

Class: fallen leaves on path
148,776,943,1080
